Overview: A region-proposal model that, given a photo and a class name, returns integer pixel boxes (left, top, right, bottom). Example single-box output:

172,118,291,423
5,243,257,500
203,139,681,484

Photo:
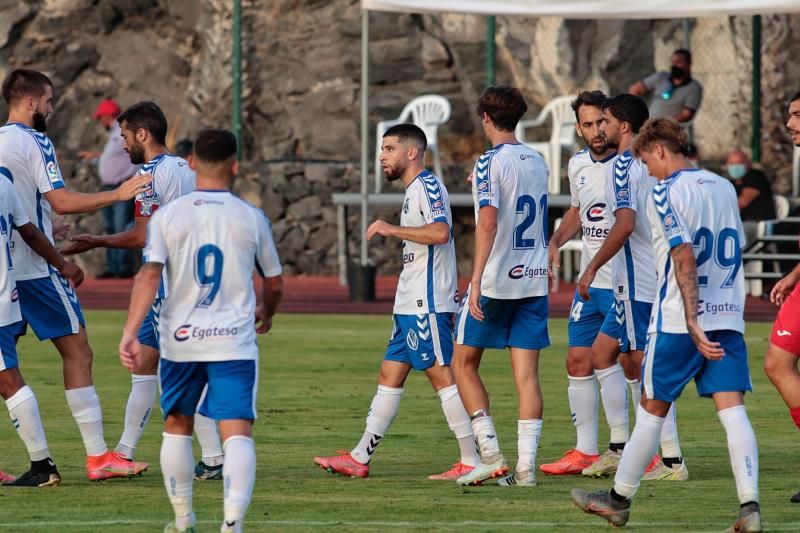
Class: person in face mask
725,148,776,246
628,49,703,124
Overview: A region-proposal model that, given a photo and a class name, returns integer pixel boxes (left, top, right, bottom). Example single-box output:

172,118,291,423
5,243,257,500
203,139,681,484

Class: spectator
629,49,703,124
684,143,702,168
79,99,140,277
725,148,776,245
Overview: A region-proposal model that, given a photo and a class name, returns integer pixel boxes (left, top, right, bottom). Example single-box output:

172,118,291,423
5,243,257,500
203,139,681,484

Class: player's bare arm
670,243,723,360
16,222,84,287
770,263,800,306
256,274,283,334
62,217,148,255
549,205,580,272
119,262,163,371
469,205,498,322
44,173,152,215
366,218,449,245
577,208,635,299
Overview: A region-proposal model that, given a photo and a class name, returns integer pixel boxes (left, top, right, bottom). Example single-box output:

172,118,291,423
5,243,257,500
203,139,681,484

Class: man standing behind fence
629,49,702,125
79,99,140,278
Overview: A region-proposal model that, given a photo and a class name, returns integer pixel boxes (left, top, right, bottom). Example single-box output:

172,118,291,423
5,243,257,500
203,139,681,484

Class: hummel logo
366,435,382,455
777,330,792,337
225,521,237,527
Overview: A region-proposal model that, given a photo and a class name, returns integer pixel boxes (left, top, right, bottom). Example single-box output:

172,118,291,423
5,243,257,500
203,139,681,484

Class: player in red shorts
763,90,800,503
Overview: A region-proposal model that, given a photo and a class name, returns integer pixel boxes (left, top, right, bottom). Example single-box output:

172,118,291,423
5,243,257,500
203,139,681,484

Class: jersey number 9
195,244,224,308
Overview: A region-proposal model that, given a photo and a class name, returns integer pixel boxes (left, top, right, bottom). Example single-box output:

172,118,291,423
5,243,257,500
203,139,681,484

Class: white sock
613,405,664,499
6,386,50,461
65,386,107,456
718,405,759,504
471,415,502,462
161,433,195,527
597,365,629,445
627,379,642,414
222,436,256,533
351,385,403,464
568,375,599,455
195,412,224,467
517,419,542,471
660,403,682,460
437,384,479,467
115,374,158,459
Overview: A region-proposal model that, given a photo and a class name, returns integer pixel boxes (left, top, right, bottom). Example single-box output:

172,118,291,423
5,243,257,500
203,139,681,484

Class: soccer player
0,173,83,486
313,124,478,480
62,102,222,478
452,86,549,487
540,90,625,476
0,69,150,480
576,94,686,480
119,129,282,533
763,90,800,504
572,118,761,533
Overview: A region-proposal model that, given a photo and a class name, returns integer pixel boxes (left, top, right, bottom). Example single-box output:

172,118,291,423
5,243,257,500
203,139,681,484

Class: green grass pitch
0,312,797,532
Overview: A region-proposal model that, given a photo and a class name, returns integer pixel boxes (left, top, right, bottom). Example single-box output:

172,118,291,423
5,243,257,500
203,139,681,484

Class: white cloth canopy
362,0,800,18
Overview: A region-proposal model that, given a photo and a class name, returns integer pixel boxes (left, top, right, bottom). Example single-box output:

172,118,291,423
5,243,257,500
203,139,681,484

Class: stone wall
3,1,800,275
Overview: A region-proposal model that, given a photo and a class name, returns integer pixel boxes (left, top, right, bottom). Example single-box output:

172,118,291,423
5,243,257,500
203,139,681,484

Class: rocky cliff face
1,1,798,275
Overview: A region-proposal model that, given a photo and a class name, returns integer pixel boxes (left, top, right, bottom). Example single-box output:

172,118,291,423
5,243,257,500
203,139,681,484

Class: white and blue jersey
134,153,195,349
647,168,746,334
144,190,282,363
606,151,657,303
0,178,28,327
456,143,550,351
643,168,750,402
394,170,458,315
0,179,29,371
568,148,616,289
0,123,64,281
472,143,549,299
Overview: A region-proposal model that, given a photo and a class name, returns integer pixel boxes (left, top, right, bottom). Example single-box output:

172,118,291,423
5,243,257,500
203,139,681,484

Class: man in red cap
79,99,140,278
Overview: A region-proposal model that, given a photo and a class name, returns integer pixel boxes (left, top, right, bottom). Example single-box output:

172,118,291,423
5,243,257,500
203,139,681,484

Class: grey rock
287,195,321,221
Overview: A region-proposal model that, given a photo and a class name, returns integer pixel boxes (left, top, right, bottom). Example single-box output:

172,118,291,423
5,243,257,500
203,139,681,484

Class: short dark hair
174,138,193,158
791,91,800,104
602,94,650,134
571,90,608,122
633,118,688,157
193,129,237,163
476,86,528,132
383,123,427,151
673,48,692,64
1,69,53,105
117,101,168,145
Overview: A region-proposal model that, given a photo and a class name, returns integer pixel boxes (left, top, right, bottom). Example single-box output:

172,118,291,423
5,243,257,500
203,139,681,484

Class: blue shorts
160,359,258,420
599,299,652,352
385,313,454,371
642,330,752,403
12,273,85,340
137,297,162,350
0,323,20,371
455,293,549,350
568,288,614,347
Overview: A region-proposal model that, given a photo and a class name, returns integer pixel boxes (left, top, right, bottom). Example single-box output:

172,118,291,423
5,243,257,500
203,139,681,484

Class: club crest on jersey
174,324,192,341
586,202,606,222
406,329,419,351
46,161,59,182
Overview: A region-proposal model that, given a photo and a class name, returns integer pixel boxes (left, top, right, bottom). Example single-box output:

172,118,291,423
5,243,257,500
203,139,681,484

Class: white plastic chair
515,95,576,194
374,95,451,192
792,146,800,196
